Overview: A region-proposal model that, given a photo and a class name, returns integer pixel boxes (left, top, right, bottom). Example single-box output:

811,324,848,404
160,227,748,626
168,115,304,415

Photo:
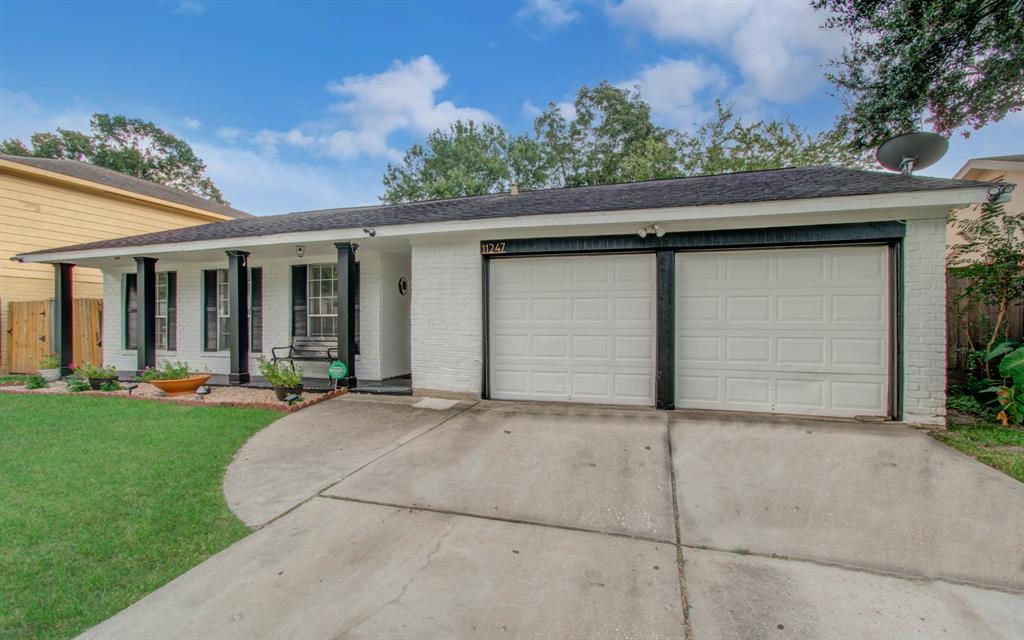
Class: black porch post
655,249,675,410
52,263,74,375
335,242,358,388
134,257,158,374
227,250,250,385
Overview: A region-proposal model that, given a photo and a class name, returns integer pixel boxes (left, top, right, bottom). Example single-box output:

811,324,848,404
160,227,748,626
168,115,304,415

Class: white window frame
155,272,171,351
307,263,337,337
216,269,230,351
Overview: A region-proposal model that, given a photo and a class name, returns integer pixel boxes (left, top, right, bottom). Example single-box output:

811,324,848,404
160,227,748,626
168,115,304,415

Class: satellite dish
876,131,948,174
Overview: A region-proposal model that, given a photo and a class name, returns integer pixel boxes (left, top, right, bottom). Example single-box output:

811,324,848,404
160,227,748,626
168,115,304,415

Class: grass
933,422,1024,483
0,375,29,384
0,394,280,639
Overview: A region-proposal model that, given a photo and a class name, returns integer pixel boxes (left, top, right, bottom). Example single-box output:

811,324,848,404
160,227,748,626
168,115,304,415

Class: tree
382,84,873,203
0,113,227,203
813,0,1024,147
675,101,871,175
534,82,678,187
381,121,546,204
948,199,1024,372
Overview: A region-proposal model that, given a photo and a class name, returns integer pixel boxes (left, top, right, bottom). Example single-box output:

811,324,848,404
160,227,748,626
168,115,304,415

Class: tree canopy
381,83,868,203
813,0,1024,147
0,114,227,203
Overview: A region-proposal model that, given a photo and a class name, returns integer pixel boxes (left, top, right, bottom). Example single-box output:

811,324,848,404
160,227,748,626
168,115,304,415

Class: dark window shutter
291,265,307,337
354,263,360,355
250,267,263,353
125,274,138,350
166,272,177,351
203,270,218,352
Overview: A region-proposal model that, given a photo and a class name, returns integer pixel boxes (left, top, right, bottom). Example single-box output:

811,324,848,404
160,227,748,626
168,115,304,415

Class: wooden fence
5,298,103,374
947,275,1024,374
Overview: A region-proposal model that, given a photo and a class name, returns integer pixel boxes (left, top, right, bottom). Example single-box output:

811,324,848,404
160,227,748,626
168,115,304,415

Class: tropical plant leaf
985,340,1018,361
998,346,1024,387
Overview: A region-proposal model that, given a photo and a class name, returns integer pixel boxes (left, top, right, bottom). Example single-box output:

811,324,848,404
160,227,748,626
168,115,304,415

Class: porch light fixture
637,224,666,239
295,245,306,258
363,227,376,237
987,184,1015,202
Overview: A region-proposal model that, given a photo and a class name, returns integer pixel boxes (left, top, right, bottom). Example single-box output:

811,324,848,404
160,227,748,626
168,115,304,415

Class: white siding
410,238,482,397
903,217,947,425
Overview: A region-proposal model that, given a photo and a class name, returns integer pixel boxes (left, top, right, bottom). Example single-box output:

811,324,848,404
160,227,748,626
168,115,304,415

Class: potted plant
73,362,119,390
258,356,304,401
37,354,61,382
139,361,211,395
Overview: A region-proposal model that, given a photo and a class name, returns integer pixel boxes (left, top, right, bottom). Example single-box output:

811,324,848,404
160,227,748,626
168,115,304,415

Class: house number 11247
481,242,507,255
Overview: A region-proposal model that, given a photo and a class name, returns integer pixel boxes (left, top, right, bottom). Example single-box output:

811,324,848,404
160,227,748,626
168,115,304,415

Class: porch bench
271,337,339,369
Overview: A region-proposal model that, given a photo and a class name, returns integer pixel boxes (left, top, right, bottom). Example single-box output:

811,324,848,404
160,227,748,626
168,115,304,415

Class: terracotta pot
274,385,304,401
87,376,118,390
149,374,212,395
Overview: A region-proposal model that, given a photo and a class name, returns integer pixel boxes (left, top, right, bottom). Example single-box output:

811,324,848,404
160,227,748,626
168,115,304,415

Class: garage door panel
676,246,890,418
490,254,656,406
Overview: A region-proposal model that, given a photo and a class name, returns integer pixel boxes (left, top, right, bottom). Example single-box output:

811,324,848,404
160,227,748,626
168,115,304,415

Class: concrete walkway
81,396,1024,639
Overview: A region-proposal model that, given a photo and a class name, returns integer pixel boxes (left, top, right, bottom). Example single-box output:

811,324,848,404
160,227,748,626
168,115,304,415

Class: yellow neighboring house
947,154,1023,253
0,155,250,373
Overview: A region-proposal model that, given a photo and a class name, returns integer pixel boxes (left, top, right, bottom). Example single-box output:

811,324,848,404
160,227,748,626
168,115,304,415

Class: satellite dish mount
876,131,949,175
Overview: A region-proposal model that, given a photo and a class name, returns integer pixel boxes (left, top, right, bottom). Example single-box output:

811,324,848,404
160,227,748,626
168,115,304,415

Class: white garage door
489,254,656,406
676,245,890,418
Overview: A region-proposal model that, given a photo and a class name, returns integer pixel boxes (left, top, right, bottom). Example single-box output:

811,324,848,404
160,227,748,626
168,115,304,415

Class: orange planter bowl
149,375,211,395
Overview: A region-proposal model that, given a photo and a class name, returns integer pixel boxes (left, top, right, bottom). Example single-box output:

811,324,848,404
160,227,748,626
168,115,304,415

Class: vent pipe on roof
510,182,519,195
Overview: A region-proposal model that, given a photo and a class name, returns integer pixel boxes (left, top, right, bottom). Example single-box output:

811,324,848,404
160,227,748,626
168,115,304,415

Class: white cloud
607,0,844,106
216,126,241,141
193,142,382,214
522,99,577,122
620,59,725,129
0,88,93,142
518,0,580,30
174,1,206,16
321,55,495,159
180,117,201,130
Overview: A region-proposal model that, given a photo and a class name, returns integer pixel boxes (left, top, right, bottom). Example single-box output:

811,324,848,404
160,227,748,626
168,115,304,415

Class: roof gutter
15,185,993,264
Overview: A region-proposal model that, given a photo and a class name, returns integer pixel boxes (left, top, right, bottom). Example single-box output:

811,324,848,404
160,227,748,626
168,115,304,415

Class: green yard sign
327,360,349,381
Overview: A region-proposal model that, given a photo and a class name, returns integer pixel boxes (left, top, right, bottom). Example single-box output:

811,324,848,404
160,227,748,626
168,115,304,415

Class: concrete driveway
82,396,1024,639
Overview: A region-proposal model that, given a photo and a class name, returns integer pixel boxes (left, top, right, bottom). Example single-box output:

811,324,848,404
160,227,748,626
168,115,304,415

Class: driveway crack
665,414,694,640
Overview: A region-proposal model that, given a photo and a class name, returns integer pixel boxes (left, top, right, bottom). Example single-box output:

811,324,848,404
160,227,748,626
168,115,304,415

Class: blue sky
2,0,1021,215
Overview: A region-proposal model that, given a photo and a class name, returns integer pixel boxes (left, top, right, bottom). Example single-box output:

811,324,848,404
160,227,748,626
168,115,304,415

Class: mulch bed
0,381,347,413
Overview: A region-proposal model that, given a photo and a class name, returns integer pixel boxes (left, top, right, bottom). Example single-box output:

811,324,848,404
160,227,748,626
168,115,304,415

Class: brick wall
410,238,482,396
903,217,947,425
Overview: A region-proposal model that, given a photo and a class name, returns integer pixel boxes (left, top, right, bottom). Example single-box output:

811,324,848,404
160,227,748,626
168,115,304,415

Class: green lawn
933,422,1024,483
0,394,280,639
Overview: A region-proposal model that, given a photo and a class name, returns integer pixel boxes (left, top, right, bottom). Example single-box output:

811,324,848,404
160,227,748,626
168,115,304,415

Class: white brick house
15,166,1004,425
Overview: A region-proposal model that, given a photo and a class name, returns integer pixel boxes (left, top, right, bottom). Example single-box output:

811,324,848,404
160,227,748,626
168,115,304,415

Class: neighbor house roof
953,154,1024,180
15,165,997,259
0,154,251,219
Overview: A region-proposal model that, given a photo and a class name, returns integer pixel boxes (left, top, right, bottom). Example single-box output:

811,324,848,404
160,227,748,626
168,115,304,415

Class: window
124,274,138,350
307,263,337,337
124,272,176,351
155,272,177,351
250,267,263,353
216,269,230,351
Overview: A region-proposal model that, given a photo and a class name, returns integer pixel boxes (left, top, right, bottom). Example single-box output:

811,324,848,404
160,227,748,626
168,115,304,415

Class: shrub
947,393,987,416
36,354,59,369
138,361,195,382
73,362,117,379
64,376,90,392
24,375,48,390
99,380,122,392
257,356,303,387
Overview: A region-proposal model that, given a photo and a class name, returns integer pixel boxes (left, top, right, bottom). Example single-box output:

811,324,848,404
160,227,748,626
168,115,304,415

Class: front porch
48,236,413,394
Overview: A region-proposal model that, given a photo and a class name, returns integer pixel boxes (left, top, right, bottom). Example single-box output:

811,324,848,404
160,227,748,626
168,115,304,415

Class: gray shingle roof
1,154,251,219
17,165,995,257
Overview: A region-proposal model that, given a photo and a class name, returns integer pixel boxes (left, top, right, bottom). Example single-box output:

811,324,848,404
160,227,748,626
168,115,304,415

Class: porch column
655,249,675,410
52,263,74,375
134,257,158,373
227,250,250,385
335,242,358,388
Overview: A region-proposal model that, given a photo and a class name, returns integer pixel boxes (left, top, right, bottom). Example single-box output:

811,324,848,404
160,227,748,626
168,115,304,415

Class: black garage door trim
481,221,906,418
